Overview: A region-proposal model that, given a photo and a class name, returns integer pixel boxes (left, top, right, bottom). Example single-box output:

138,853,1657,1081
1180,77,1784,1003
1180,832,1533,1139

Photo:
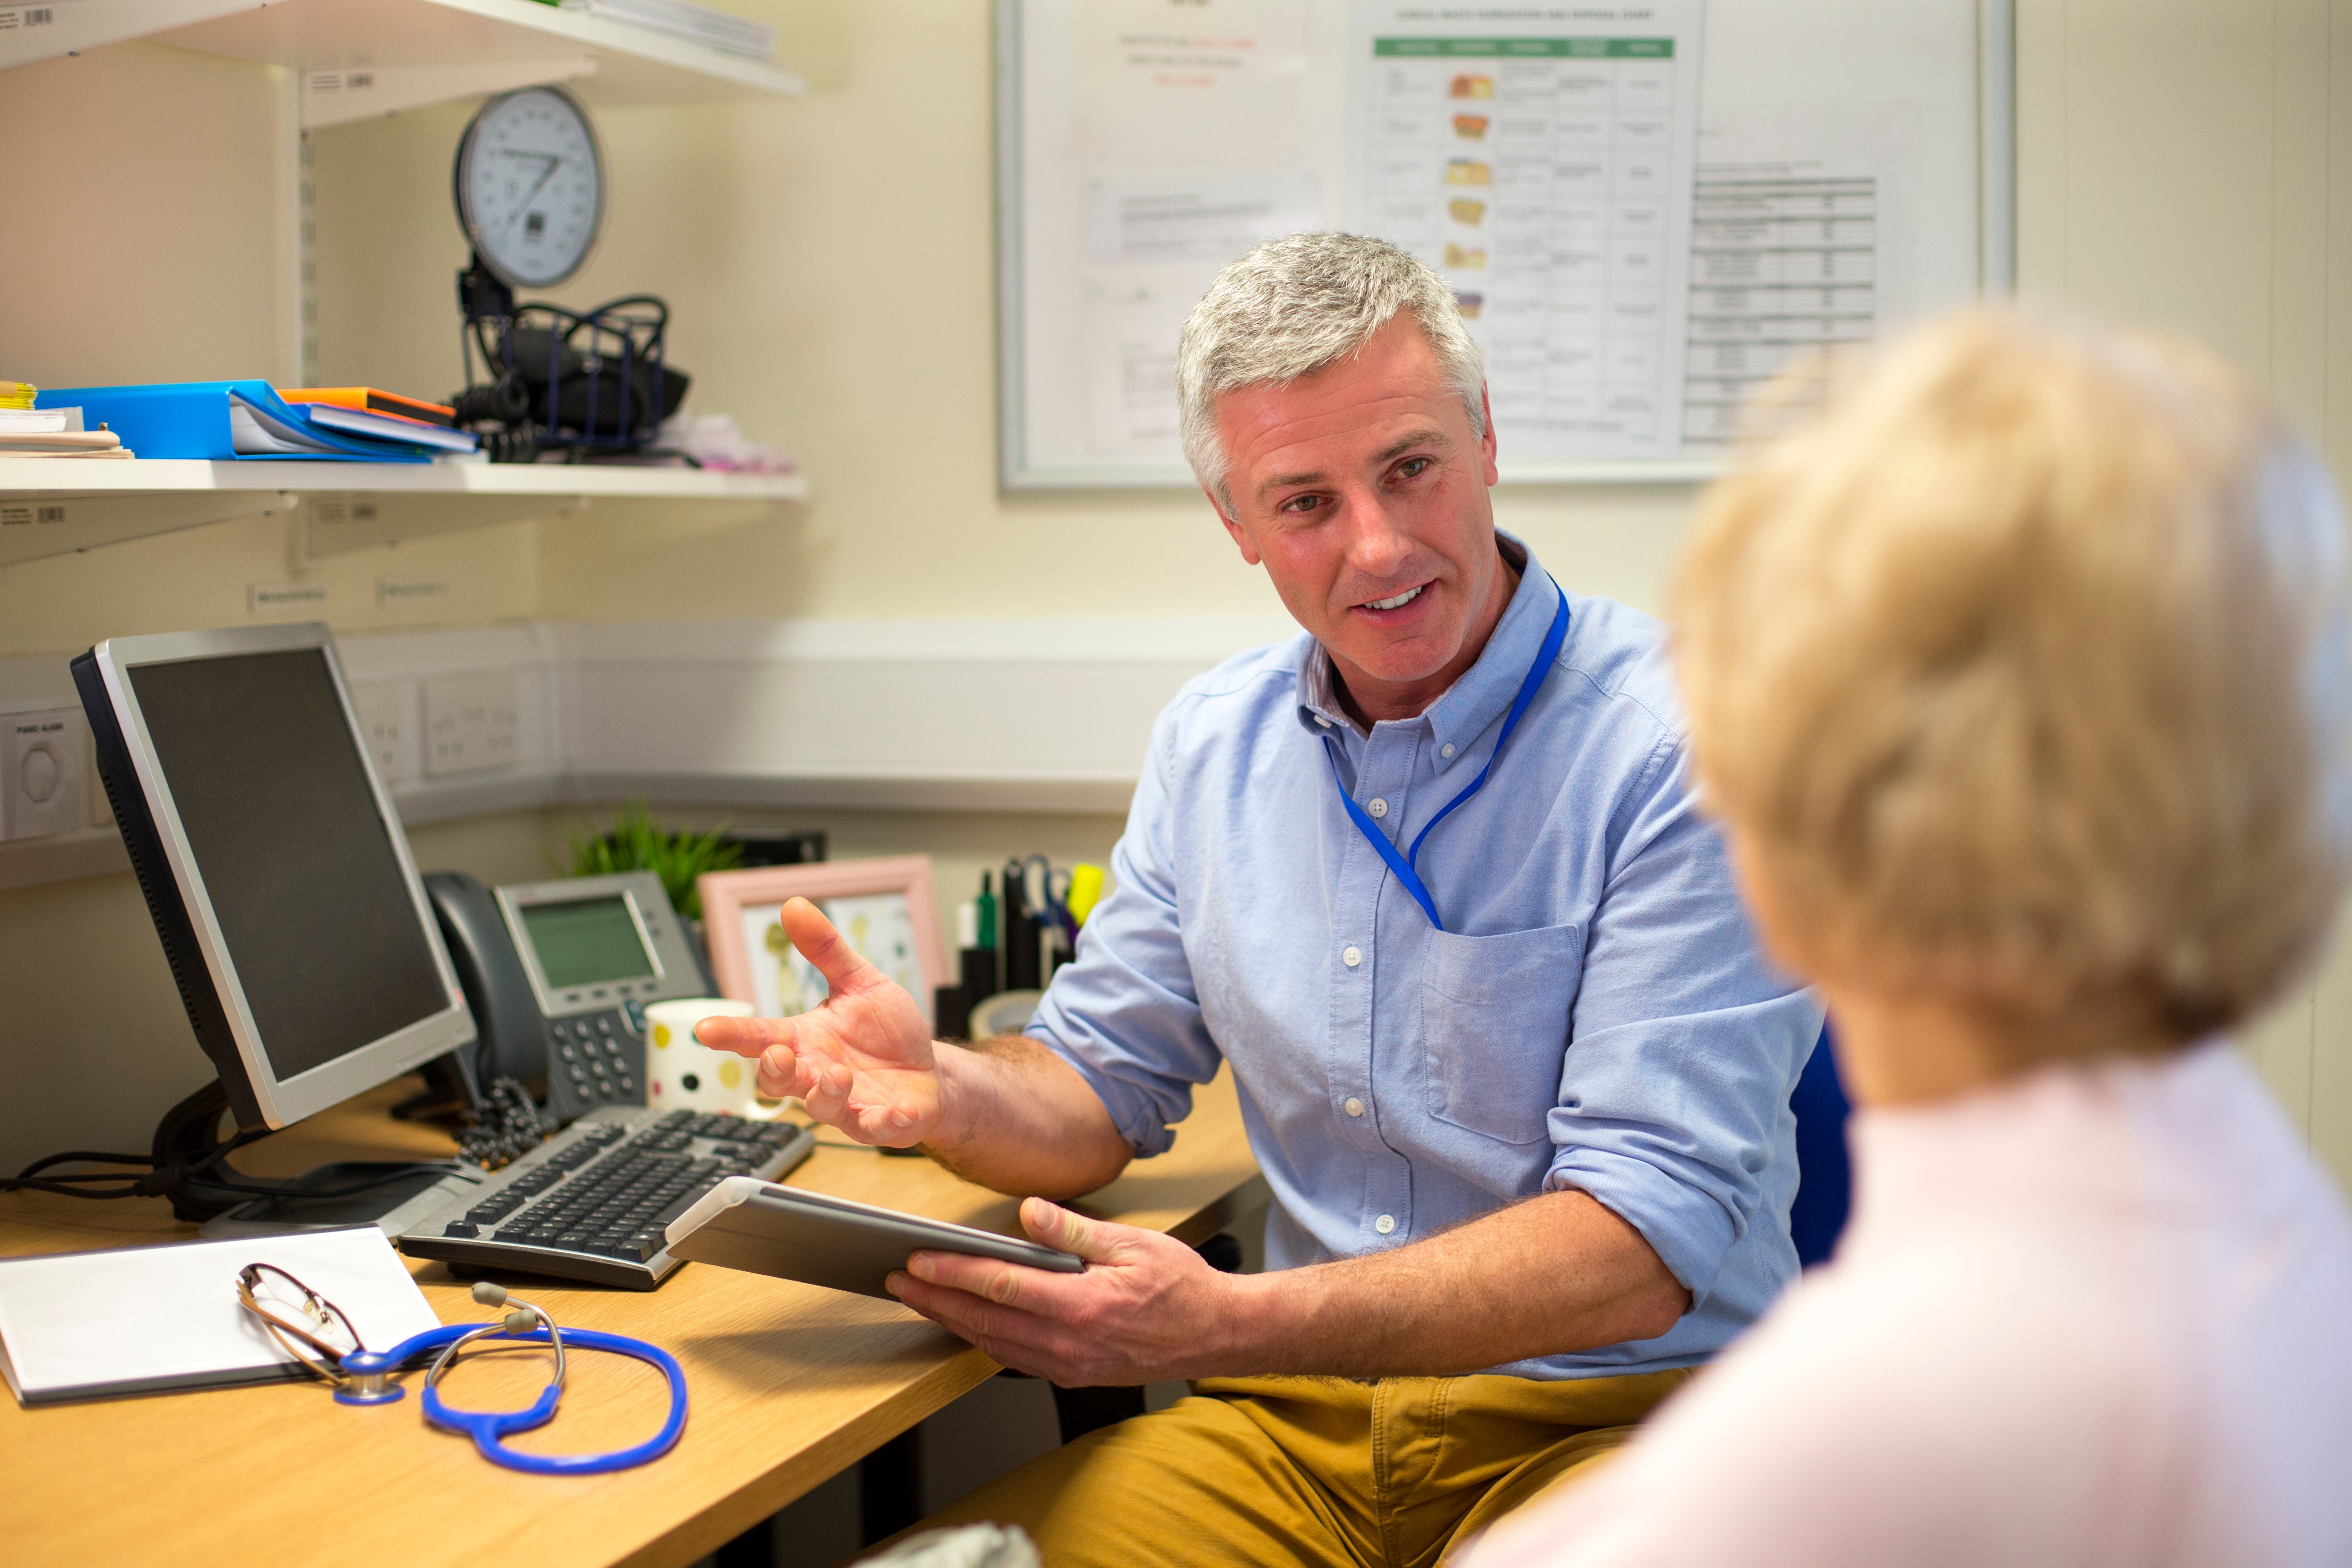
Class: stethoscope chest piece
332,1371,405,1406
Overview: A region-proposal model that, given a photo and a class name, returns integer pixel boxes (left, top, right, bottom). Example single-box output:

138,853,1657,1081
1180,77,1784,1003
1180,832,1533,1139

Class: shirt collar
1292,531,1558,773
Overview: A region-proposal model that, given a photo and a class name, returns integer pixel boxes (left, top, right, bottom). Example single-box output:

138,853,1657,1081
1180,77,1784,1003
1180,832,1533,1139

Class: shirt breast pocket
1420,922,1586,1147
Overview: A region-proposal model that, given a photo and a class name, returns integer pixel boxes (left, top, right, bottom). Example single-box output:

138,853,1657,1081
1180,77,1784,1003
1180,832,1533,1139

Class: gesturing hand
694,897,942,1147
884,1198,1243,1386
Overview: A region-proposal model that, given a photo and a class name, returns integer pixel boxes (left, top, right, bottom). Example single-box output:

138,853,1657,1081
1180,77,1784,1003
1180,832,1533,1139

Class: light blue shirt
1029,534,1824,1378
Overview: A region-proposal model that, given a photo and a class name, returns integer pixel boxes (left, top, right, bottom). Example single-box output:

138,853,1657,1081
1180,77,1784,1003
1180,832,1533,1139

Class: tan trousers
908,1368,1693,1568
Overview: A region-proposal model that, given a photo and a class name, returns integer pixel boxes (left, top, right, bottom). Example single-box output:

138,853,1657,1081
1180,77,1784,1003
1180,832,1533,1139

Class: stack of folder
553,0,772,60
31,381,477,462
1,380,134,460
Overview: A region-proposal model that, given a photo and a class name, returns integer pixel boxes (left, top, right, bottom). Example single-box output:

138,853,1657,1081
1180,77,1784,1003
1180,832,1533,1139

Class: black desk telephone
423,869,718,1125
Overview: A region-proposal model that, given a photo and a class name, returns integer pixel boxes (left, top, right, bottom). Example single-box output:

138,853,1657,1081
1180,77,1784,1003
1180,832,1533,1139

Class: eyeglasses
235,1261,367,1383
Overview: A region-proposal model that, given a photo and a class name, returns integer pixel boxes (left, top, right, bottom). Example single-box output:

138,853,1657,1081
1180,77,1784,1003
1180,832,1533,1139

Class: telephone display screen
519,896,657,990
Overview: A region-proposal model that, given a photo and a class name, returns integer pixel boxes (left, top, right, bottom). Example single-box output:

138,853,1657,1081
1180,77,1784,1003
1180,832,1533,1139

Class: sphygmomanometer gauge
453,85,606,290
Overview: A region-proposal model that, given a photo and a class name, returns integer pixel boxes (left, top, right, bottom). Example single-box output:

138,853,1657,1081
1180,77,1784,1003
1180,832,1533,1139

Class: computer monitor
71,624,476,1145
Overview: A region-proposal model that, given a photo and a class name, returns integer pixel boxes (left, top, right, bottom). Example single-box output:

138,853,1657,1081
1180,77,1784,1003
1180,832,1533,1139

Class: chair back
1788,1023,1852,1267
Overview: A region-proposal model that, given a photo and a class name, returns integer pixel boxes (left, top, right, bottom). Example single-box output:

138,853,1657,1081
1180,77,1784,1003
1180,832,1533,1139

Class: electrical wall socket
3,706,89,840
422,671,521,778
349,680,419,787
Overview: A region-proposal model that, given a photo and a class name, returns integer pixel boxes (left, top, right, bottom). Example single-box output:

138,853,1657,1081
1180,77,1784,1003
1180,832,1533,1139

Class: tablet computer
663,1177,1086,1300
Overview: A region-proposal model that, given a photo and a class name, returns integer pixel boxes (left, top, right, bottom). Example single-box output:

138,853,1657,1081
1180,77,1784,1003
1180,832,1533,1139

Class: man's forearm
1211,1189,1691,1378
924,1035,1135,1199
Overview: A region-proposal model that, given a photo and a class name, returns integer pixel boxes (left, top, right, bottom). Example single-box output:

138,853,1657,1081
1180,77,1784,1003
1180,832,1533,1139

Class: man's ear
1477,383,1500,488
1208,488,1263,566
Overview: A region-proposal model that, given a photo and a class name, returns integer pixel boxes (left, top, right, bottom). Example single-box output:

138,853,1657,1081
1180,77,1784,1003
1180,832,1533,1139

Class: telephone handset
422,869,718,1126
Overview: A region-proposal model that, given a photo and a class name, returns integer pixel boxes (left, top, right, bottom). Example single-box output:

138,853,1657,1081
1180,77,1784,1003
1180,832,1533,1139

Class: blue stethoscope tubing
335,1324,688,1475
1322,577,1571,933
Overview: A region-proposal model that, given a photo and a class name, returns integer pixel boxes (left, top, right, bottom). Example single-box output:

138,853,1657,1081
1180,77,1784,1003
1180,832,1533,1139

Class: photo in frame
698,856,950,1029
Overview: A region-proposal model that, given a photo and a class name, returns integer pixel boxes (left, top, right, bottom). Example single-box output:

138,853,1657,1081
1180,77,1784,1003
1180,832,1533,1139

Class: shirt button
1316,715,1333,728
1343,1097,1364,1117
1441,743,1456,759
1367,797,1388,818
1375,1214,1396,1235
1342,946,1362,968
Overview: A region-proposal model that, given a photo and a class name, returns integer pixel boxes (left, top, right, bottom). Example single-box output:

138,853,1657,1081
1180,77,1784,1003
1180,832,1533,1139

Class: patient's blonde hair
1673,309,2352,1043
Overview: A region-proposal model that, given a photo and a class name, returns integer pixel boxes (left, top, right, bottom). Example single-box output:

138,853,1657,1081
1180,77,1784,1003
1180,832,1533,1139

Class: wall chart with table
997,0,2014,487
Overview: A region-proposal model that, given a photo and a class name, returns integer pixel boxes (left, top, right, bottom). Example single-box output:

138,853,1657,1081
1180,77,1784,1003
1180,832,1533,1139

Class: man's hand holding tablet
691,897,1240,1385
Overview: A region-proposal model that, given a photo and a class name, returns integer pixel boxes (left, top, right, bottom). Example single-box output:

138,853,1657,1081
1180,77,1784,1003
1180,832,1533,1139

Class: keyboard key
442,1220,480,1239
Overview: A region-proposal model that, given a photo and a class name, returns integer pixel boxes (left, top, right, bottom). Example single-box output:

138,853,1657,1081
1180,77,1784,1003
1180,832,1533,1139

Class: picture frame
697,856,950,1026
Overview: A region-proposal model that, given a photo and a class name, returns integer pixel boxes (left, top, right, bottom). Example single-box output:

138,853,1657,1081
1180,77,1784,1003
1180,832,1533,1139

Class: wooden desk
0,1073,1265,1568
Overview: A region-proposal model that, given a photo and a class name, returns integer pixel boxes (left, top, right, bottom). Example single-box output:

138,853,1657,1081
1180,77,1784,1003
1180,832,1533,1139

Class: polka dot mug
642,997,786,1118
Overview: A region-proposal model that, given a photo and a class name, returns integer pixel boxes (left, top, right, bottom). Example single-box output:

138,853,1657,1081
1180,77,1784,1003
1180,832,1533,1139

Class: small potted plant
560,804,743,974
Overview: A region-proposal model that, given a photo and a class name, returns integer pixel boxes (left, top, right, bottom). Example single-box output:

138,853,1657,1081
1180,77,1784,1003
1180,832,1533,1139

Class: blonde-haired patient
1465,311,2352,1567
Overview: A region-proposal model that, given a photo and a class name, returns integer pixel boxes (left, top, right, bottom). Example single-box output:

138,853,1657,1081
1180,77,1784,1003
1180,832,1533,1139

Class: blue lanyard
1321,579,1569,933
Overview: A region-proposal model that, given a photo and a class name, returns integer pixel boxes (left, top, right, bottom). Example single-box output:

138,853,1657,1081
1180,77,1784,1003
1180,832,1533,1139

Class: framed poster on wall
995,0,2016,489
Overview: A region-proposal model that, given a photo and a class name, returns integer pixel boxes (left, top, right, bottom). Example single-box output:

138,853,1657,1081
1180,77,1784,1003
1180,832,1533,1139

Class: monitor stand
147,1079,467,1238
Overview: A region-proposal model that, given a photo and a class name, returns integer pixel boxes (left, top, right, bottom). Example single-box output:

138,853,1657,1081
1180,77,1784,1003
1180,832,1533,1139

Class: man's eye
1396,457,1433,480
1279,494,1324,515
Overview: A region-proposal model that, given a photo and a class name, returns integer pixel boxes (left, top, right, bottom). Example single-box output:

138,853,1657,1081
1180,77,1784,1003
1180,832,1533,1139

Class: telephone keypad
543,1005,648,1121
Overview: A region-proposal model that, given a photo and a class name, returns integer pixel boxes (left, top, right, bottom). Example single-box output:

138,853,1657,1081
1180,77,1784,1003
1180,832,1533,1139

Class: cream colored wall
3,0,2351,1185
2011,0,2352,1180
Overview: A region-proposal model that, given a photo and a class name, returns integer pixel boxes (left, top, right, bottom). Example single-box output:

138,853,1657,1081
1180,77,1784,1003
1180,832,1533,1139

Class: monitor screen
518,895,658,990
126,648,451,1083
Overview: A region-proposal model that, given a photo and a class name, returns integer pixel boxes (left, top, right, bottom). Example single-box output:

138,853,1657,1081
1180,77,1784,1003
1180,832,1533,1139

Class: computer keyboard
398,1106,815,1289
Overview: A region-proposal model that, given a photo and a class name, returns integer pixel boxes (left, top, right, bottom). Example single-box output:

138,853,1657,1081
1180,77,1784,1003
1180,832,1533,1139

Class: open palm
696,897,942,1146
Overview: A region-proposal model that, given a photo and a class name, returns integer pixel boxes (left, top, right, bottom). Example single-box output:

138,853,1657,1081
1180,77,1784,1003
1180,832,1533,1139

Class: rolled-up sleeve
1544,739,1823,1304
1026,707,1223,1156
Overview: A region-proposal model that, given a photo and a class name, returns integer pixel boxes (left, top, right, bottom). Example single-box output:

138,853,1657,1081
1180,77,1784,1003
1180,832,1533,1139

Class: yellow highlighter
1067,863,1107,927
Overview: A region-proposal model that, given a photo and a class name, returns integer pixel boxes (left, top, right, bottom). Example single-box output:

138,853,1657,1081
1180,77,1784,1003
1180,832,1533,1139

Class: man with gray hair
703,232,1821,1563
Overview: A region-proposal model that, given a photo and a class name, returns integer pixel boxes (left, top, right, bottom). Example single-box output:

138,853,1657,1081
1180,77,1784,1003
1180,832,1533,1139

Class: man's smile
1353,581,1434,621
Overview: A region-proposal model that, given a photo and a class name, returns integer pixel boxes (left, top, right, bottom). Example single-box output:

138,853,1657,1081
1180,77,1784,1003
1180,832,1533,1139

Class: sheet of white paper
1346,0,1708,465
1087,172,1323,269
1077,0,1313,165
1078,172,1322,458
0,1226,441,1404
1681,104,1916,449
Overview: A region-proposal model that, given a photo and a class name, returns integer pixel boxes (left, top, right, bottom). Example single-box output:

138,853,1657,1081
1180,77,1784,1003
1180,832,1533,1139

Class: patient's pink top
1465,1042,2352,1568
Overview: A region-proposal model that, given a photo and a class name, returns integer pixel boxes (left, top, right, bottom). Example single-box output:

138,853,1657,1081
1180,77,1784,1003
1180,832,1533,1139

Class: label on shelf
248,580,329,613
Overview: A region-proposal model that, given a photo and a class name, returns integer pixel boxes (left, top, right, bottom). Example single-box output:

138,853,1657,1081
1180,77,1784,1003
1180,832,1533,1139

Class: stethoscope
306,1278,688,1475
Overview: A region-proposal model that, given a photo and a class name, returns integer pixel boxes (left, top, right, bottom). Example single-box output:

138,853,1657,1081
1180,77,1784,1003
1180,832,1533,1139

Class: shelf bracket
0,490,298,570
299,490,587,557
299,57,599,128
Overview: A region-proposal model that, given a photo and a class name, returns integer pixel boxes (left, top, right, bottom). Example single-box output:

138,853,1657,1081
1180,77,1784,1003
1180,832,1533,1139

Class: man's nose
1335,489,1415,580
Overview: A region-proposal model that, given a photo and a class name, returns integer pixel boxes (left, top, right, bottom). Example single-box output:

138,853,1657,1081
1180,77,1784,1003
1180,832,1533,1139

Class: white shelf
0,0,804,121
0,460,807,566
